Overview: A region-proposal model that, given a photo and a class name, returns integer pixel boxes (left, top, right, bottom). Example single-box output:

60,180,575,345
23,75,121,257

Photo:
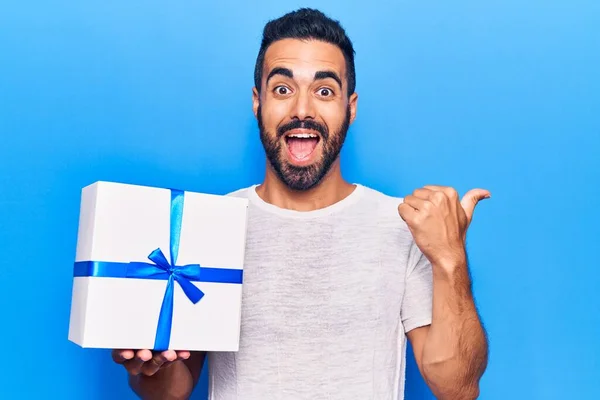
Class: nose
291,90,315,120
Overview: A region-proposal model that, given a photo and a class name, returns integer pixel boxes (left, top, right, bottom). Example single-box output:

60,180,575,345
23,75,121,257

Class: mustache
277,119,329,140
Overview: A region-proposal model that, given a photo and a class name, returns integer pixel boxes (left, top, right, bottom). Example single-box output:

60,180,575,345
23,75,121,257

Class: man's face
253,38,358,191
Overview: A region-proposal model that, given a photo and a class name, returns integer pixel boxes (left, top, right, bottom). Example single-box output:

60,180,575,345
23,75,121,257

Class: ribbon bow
128,246,204,350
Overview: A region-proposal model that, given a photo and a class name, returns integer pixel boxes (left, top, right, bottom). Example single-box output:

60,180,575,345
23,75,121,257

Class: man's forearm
129,360,195,400
421,258,488,400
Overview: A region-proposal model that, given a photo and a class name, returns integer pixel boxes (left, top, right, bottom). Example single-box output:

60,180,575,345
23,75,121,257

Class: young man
113,8,489,400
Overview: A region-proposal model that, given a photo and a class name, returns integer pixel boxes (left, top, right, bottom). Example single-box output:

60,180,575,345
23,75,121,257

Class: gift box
68,181,248,351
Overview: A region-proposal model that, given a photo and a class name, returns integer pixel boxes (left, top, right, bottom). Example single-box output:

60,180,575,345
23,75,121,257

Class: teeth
288,133,317,138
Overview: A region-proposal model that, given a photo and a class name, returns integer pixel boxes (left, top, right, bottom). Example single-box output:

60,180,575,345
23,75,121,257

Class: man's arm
407,258,488,400
114,350,206,400
398,184,490,399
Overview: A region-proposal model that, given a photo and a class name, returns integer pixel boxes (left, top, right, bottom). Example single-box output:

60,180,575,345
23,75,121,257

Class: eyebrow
265,67,343,90
266,67,293,85
314,70,342,89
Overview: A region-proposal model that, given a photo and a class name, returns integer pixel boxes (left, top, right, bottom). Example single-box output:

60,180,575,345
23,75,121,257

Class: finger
423,185,448,191
140,357,164,377
460,188,491,222
141,351,177,376
124,349,152,376
412,187,434,200
398,202,417,222
403,195,429,211
112,349,134,364
161,350,178,361
423,185,458,200
176,351,191,360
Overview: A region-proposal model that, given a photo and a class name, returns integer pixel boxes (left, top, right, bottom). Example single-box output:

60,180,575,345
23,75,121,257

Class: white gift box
68,181,248,351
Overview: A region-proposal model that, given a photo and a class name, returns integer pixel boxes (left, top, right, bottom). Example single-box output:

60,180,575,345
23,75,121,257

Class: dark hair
254,8,356,96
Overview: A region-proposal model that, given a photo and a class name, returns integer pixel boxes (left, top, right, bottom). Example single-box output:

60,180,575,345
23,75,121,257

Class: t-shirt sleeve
401,241,433,333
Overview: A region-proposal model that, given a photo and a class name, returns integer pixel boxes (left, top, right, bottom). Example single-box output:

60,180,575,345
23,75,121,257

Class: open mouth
284,131,321,162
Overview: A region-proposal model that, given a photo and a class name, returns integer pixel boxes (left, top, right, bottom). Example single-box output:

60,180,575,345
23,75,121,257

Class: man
113,8,489,400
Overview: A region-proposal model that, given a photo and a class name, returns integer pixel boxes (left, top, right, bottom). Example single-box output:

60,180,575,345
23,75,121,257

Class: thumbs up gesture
398,185,490,270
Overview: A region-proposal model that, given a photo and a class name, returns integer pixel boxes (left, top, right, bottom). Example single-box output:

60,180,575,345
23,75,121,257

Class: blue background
1,1,598,399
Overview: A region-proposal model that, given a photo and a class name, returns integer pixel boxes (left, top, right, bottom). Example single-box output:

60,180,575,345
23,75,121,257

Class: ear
348,92,358,124
252,87,260,119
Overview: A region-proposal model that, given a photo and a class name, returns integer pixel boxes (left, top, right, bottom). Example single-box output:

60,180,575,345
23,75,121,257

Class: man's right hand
112,349,191,377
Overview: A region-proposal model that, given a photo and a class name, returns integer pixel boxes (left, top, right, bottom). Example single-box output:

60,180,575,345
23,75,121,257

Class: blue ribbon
73,189,243,350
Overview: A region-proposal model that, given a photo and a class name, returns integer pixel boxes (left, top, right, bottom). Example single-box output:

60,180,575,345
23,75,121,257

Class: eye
274,86,291,95
317,88,333,97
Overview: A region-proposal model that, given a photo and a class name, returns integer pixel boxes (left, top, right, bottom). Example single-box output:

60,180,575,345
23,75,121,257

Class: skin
253,38,358,209
400,185,490,399
113,38,489,400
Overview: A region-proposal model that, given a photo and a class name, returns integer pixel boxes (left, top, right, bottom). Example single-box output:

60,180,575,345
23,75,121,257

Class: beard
257,105,351,191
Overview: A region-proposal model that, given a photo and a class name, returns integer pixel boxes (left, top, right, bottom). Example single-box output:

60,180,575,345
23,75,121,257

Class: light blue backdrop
1,1,598,399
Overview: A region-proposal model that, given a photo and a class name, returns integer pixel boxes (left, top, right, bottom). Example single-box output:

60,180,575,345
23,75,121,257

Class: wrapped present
68,181,248,351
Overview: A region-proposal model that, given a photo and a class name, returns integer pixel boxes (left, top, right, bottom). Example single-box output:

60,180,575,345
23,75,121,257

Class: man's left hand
398,185,490,271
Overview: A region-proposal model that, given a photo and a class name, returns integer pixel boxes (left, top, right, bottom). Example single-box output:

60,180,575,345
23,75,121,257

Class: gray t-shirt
207,184,433,400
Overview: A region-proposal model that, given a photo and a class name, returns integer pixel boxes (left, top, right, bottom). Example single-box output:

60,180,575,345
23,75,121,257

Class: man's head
253,8,358,191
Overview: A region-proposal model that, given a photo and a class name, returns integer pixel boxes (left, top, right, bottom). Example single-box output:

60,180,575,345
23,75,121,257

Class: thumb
460,188,491,222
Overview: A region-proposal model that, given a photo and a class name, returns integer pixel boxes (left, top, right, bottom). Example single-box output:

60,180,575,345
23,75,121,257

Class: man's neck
256,163,355,212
